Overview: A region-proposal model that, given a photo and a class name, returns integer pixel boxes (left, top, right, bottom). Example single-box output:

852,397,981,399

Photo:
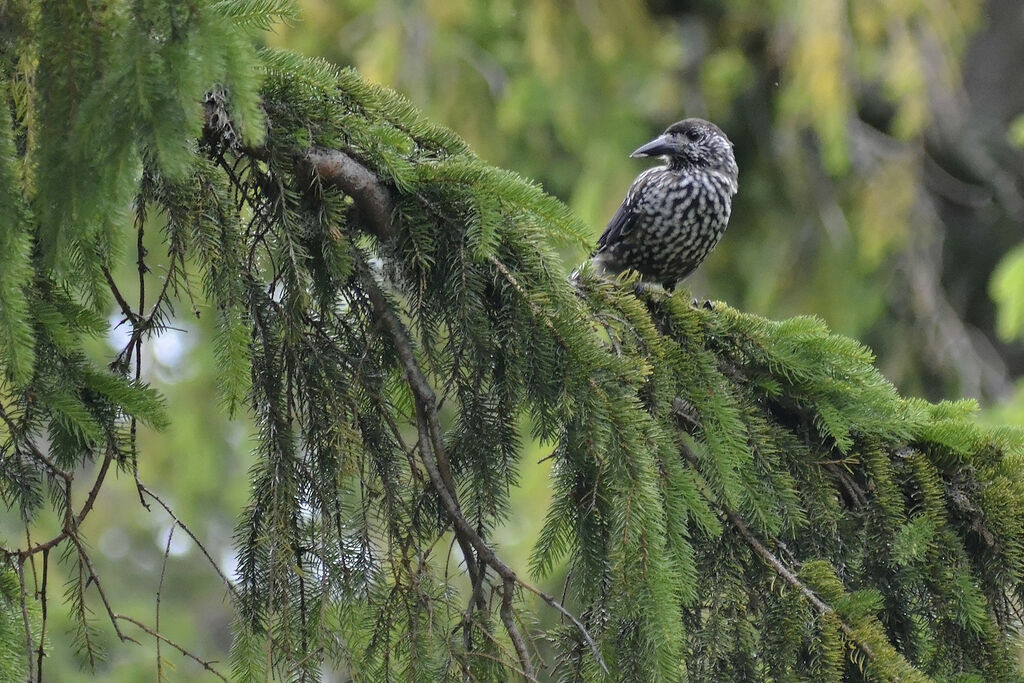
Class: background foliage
0,0,1022,680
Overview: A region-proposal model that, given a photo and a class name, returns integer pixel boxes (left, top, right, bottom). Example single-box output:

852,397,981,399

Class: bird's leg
632,280,656,296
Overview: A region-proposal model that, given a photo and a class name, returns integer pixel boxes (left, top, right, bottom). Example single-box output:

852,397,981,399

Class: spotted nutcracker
592,118,738,291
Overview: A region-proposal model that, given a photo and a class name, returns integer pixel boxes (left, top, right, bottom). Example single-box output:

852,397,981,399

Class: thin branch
515,579,605,669
824,463,868,509
16,560,36,683
116,614,229,681
156,524,175,681
76,453,113,528
724,506,874,658
132,203,149,510
136,483,239,599
35,549,48,682
361,266,607,674
359,260,534,673
102,265,140,325
501,579,537,682
14,453,113,560
66,532,137,645
0,402,71,485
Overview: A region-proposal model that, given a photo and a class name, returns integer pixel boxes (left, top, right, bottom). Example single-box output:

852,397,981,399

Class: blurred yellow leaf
991,244,1024,342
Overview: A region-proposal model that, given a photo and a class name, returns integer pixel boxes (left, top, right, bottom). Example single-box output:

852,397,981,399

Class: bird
591,118,739,292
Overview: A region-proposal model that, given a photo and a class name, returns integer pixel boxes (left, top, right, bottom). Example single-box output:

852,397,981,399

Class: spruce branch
302,147,394,240
65,532,137,646
677,444,878,661
101,265,140,326
156,524,174,680
189,77,1024,680
360,212,611,676
501,578,537,683
726,505,873,657
208,89,611,671
340,166,609,676
360,263,532,675
8,452,113,560
0,402,72,486
35,548,49,682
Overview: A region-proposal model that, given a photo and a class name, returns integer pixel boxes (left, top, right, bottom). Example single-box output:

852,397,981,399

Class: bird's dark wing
595,201,635,251
595,168,660,252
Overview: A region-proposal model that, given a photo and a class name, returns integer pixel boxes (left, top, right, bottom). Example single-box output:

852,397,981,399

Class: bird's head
631,118,738,189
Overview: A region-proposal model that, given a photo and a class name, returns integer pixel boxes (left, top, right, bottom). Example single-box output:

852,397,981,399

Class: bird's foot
690,298,714,311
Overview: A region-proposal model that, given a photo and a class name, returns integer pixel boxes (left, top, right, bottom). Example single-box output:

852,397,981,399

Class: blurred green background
14,0,1024,679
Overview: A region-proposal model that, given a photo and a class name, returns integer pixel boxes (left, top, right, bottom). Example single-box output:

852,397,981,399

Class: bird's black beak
630,134,677,158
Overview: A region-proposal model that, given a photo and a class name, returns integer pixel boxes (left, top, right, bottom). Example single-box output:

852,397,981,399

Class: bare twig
116,614,228,681
16,560,36,683
35,549,48,682
500,579,537,682
132,204,149,509
156,524,175,680
76,454,113,528
102,265,140,325
137,483,239,599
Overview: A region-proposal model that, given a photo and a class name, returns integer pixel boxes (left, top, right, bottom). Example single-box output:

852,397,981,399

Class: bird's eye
685,129,702,142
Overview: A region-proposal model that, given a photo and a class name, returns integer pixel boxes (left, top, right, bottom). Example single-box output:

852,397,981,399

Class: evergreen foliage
1,1,1023,681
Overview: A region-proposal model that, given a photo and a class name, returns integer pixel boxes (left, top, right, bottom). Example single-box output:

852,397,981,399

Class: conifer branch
225,117,614,675
329,165,609,675
35,548,49,682
360,265,529,667
501,578,537,682
66,532,138,646
75,454,113,529
192,82,1024,680
101,266,140,326
0,402,72,486
9,453,114,560
156,524,173,679
677,445,876,661
723,505,874,659
302,148,394,240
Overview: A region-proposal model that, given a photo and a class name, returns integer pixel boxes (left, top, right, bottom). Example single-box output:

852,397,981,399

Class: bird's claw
690,298,714,311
